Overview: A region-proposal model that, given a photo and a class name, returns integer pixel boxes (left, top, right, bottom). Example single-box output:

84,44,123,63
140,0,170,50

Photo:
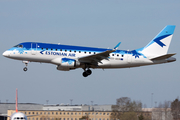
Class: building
1,103,152,120
7,110,152,120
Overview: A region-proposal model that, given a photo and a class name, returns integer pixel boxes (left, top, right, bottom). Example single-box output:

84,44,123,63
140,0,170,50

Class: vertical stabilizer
16,88,18,113
141,25,176,58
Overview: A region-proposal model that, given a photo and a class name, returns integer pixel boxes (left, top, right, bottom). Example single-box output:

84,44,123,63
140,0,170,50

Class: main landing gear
22,61,29,72
82,68,92,77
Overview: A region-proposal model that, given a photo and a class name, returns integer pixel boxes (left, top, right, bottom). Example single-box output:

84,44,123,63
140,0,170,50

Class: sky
0,0,180,108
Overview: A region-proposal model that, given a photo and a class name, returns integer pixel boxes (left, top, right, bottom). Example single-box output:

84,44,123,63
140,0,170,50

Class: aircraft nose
2,51,9,57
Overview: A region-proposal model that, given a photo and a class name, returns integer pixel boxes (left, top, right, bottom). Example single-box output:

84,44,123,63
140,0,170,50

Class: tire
23,67,28,71
83,72,88,77
86,69,92,75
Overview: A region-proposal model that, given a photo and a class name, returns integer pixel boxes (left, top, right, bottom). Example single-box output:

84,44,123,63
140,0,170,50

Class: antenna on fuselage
16,88,18,113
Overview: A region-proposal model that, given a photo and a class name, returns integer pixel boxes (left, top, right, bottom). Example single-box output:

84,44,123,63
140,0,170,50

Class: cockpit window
14,117,26,120
13,45,23,48
14,45,23,48
18,45,23,48
14,45,19,47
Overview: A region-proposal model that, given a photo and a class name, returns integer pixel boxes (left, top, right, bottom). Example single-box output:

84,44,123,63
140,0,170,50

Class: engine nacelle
57,58,81,71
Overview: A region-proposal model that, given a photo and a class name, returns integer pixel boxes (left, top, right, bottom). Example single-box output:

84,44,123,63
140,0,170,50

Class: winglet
16,88,18,113
114,42,121,50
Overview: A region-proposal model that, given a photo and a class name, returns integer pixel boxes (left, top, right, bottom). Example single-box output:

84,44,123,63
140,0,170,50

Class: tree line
110,97,180,120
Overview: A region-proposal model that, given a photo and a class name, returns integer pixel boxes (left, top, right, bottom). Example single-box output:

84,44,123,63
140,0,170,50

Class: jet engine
56,58,81,71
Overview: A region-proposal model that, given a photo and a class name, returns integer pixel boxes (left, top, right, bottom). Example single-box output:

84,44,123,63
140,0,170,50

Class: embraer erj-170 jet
3,25,176,77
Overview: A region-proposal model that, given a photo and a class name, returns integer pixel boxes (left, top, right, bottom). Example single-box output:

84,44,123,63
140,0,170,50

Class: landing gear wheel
23,67,28,71
86,69,92,75
83,72,88,77
22,61,29,72
82,64,92,77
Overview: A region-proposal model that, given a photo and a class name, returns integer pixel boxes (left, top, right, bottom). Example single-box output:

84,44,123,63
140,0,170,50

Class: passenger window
70,50,71,52
84,52,86,54
79,51,81,53
112,54,114,56
74,51,76,53
60,49,62,51
56,49,57,51
51,48,53,51
94,52,96,54
117,54,119,57
46,48,48,50
65,50,67,52
89,52,91,54
41,48,43,50
122,55,124,57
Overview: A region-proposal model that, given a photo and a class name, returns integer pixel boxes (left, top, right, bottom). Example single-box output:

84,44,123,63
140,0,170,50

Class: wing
78,42,121,64
78,49,115,63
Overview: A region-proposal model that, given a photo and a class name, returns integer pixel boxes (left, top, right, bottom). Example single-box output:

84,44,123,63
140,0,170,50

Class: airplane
3,25,176,77
0,89,28,120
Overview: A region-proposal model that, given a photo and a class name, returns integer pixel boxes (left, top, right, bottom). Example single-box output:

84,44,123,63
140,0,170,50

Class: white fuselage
3,45,171,70
10,112,27,120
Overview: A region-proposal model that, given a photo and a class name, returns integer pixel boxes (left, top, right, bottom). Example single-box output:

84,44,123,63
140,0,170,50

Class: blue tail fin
141,25,176,57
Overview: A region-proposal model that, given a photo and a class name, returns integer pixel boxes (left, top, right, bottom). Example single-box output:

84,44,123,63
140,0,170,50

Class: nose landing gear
23,67,28,71
22,61,29,72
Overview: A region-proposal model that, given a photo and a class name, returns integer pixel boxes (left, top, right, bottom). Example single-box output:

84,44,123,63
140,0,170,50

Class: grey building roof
0,103,112,115
0,103,43,115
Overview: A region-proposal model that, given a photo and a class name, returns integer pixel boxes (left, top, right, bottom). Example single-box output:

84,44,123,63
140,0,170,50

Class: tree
163,101,172,120
120,112,137,120
171,98,180,120
110,97,143,120
152,100,172,120
138,114,144,120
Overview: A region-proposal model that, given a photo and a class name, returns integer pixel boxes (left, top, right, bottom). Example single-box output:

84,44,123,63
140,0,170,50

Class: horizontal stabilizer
150,53,176,60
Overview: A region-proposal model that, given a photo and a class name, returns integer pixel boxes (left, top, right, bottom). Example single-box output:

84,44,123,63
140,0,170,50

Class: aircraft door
31,43,37,55
127,51,132,64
